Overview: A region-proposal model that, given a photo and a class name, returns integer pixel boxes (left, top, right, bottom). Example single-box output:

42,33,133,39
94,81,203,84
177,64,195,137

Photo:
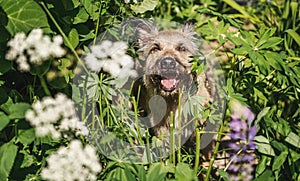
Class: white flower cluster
41,140,101,181
6,29,65,72
124,0,137,3
84,40,137,78
25,93,88,139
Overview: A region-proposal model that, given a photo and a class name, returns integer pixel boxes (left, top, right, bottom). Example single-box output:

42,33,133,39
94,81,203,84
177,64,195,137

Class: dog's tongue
161,78,177,90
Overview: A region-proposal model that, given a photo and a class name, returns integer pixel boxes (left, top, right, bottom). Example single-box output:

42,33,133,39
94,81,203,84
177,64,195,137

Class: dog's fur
128,19,216,147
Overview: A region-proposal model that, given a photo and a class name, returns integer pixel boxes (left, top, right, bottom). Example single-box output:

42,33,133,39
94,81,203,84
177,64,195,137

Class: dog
123,19,219,149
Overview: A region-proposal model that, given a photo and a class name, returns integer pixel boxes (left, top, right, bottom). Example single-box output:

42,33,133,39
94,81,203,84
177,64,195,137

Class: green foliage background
0,0,299,180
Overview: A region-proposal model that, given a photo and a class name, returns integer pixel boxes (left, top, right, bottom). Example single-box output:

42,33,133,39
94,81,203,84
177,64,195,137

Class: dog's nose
160,58,176,69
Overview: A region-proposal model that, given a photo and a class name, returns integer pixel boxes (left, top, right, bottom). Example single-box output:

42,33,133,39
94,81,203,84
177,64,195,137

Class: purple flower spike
248,141,256,150
248,126,257,140
228,164,239,172
228,142,240,151
227,104,257,181
230,119,247,132
242,154,255,162
230,132,240,140
243,107,255,125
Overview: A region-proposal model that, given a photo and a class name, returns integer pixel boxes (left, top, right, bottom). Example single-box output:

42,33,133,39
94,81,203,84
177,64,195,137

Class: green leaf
254,135,275,156
79,73,100,100
264,51,282,71
286,29,300,47
137,165,146,181
20,150,37,168
175,163,197,181
48,76,68,89
231,46,250,55
80,0,99,20
254,169,275,181
255,107,270,123
0,0,50,35
73,8,89,24
0,142,18,180
255,155,269,176
131,0,159,14
259,37,283,49
217,169,230,181
67,28,79,49
249,51,269,75
8,103,31,119
285,132,300,148
290,149,300,162
100,133,116,144
147,163,167,181
228,35,244,46
271,140,287,152
0,112,10,131
272,151,288,171
58,58,73,83
124,167,136,181
227,79,247,103
222,0,252,20
17,128,35,145
241,30,256,47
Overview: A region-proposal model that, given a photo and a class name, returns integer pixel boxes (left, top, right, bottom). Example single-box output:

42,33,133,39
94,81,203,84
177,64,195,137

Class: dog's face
138,23,198,96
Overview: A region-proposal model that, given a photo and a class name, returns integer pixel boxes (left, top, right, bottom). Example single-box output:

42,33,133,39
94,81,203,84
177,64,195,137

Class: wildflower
6,29,65,72
124,0,137,3
227,104,257,181
25,93,88,139
41,140,101,181
84,40,137,78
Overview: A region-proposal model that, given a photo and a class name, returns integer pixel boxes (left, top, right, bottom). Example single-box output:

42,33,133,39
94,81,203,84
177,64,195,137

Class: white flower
124,0,137,3
25,93,88,139
84,40,137,78
41,140,101,181
5,28,66,72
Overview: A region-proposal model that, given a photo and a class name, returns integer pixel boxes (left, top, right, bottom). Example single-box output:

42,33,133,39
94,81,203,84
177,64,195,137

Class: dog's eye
150,44,161,53
177,44,186,52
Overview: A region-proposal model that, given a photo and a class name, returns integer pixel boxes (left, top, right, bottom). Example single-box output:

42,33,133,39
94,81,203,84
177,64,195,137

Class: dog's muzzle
159,57,179,92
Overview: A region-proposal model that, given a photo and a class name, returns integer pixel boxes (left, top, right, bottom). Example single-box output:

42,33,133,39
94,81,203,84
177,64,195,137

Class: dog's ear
122,18,158,48
136,19,158,47
181,19,197,37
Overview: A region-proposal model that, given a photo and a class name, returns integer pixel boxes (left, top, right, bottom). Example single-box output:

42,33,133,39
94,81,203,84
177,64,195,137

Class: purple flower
248,141,256,150
227,105,257,181
228,142,240,152
242,154,255,162
248,126,257,140
228,163,239,172
243,107,255,124
230,119,247,132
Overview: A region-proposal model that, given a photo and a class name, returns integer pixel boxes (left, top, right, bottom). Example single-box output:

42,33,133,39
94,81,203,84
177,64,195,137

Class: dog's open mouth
161,77,179,92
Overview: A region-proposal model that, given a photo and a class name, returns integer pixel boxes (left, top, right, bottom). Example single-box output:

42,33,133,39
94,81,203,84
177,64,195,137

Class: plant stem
39,76,51,96
177,91,182,162
93,3,103,45
170,111,175,165
194,128,201,174
204,121,224,181
40,2,89,73
81,75,88,122
145,129,151,162
167,0,171,17
133,97,143,143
